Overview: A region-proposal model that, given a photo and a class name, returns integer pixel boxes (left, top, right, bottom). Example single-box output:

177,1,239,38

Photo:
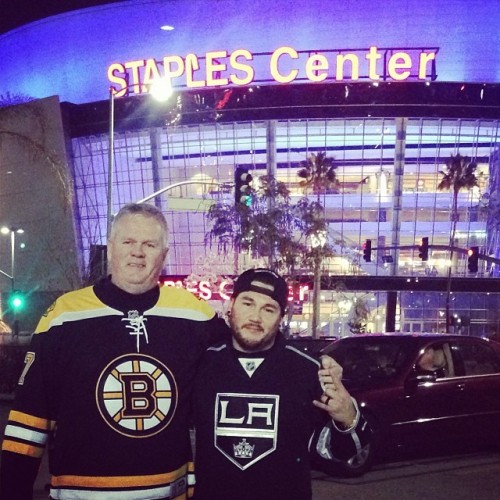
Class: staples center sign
108,46,438,96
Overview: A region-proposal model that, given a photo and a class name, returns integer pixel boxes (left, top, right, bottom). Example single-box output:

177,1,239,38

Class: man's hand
313,355,357,429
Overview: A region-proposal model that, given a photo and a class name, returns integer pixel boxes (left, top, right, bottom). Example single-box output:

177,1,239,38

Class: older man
1,203,225,500
192,268,371,500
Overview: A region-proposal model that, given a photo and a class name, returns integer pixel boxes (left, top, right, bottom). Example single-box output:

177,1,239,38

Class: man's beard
230,320,277,353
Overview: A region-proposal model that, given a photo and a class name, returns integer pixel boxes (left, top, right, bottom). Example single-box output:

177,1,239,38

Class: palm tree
206,174,304,269
297,151,339,194
297,152,339,338
206,173,311,335
437,153,480,333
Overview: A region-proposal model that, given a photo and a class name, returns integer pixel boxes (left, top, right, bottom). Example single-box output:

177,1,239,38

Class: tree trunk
311,256,321,338
445,190,459,334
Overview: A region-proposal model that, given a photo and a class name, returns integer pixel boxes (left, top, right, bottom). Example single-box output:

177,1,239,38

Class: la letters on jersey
215,393,280,470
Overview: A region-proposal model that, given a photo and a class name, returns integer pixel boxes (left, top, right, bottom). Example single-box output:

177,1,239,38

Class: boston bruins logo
96,354,177,437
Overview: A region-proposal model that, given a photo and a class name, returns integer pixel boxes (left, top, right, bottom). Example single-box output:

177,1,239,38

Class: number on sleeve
18,351,36,385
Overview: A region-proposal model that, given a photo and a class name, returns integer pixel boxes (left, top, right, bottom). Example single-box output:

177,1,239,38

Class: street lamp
1,226,24,290
107,78,174,237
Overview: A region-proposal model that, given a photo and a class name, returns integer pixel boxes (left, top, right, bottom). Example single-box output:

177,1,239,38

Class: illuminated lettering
388,52,412,80
108,46,438,94
365,46,382,80
230,49,254,86
186,283,199,295
185,53,206,88
198,280,212,300
418,51,436,79
108,63,128,96
163,55,185,79
336,53,359,81
206,50,229,86
298,285,309,301
124,60,147,94
270,46,299,83
162,280,184,288
143,58,162,88
107,45,439,93
163,276,308,304
305,54,329,82
219,279,232,300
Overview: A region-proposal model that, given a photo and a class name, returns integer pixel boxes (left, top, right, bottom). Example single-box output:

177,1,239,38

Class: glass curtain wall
71,117,500,335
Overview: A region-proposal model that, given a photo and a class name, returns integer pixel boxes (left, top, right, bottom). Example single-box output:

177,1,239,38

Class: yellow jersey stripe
52,462,189,488
2,439,44,458
9,410,53,430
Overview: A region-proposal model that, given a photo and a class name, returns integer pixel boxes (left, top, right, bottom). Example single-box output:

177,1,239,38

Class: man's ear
107,240,113,262
162,246,169,262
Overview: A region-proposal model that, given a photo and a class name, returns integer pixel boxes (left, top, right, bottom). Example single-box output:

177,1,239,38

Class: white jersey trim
4,424,48,445
49,485,171,499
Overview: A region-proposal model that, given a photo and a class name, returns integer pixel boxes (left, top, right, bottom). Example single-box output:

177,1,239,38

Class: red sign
159,275,310,302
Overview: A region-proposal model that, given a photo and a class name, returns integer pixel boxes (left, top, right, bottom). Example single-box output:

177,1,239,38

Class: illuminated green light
9,291,26,311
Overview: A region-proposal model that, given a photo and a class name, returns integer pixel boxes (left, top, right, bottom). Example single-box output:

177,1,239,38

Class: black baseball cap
232,268,288,315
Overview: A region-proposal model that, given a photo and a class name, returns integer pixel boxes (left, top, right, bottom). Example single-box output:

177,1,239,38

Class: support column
387,117,407,331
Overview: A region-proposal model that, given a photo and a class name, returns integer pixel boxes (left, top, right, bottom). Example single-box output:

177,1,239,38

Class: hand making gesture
313,355,358,430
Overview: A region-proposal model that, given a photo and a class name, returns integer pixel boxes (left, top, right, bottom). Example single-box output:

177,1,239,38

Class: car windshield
327,338,412,383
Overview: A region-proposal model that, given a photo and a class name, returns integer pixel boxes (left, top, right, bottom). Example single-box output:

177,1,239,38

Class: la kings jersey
192,334,369,500
0,278,223,500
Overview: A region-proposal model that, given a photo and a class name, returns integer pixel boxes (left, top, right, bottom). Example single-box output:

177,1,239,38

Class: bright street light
107,79,174,237
149,77,174,102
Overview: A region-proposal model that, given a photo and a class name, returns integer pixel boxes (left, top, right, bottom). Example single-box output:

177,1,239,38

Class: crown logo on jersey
233,439,255,459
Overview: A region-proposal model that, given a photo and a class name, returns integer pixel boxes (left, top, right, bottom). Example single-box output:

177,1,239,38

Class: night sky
0,0,120,34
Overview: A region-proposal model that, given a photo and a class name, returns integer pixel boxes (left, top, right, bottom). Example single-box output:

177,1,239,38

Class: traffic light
9,290,26,312
234,167,253,206
362,239,372,262
418,237,429,261
467,246,479,273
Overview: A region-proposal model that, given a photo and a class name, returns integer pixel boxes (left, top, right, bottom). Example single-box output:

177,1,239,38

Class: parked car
288,336,338,355
314,333,500,477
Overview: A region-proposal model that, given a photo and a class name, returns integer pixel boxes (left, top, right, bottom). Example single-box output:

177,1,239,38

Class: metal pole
135,180,222,204
107,88,115,238
10,230,15,290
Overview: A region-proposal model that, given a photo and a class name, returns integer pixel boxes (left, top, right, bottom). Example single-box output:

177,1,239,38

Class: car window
329,340,409,382
416,342,454,378
452,341,500,376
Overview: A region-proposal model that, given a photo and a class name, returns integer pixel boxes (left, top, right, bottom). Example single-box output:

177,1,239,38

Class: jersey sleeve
0,306,60,498
313,403,372,463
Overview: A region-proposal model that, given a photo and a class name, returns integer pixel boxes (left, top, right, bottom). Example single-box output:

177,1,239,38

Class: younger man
192,268,371,499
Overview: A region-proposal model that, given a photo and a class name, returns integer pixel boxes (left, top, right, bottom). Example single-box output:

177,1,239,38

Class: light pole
1,226,24,290
1,226,24,337
107,86,115,238
107,77,174,237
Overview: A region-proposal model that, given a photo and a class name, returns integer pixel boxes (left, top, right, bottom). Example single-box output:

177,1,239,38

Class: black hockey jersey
192,334,369,500
1,278,224,500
